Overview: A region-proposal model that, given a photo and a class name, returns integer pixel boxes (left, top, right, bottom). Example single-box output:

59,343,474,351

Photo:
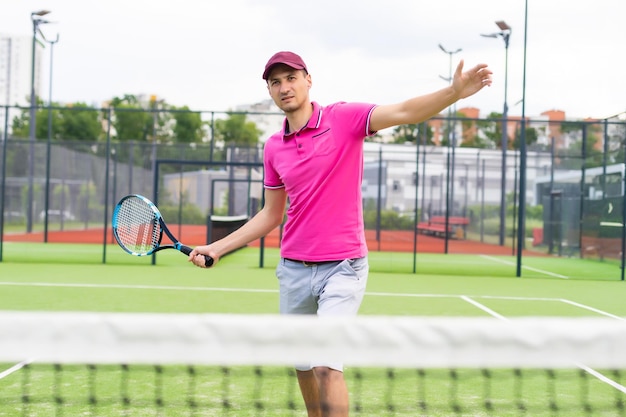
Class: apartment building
0,34,45,136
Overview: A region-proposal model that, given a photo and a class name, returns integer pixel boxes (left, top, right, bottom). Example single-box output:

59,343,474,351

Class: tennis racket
112,194,213,267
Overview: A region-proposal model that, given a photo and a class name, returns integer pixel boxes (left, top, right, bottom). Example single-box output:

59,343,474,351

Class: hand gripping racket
112,194,213,267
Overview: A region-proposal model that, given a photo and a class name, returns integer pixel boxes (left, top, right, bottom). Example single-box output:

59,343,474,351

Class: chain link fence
1,105,625,277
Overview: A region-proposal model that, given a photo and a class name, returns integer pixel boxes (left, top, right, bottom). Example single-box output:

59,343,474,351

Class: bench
417,216,469,239
417,222,453,237
430,216,470,226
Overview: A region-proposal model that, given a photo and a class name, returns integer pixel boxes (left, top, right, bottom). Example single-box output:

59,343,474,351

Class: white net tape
2,311,626,369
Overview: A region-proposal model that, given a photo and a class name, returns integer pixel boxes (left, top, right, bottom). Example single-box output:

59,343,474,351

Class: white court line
478,295,562,301
576,364,626,394
464,295,626,320
0,281,277,294
4,282,626,321
480,255,569,279
460,296,509,321
0,359,33,380
4,282,623,314
367,291,477,299
464,295,626,395
0,282,575,304
559,299,626,320
412,258,503,266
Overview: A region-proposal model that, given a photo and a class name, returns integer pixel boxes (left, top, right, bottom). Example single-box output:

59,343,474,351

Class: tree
11,98,102,141
33,104,63,140
59,103,102,141
390,123,433,145
474,112,502,149
557,121,603,168
511,124,538,150
460,133,492,149
10,109,30,138
110,95,153,142
10,97,45,139
440,110,473,147
392,124,416,144
214,113,261,146
172,106,205,143
459,111,491,149
611,121,626,164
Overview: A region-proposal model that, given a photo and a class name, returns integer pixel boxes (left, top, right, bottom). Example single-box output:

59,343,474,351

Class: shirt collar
282,102,323,141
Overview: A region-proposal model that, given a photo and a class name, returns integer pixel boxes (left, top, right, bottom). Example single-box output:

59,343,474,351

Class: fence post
102,107,112,264
0,106,9,262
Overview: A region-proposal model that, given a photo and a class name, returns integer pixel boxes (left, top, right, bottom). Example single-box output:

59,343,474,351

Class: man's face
266,65,311,113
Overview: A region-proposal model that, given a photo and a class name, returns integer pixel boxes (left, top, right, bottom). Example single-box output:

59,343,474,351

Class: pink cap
262,51,308,80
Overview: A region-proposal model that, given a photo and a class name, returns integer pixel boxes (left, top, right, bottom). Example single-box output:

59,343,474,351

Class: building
361,142,552,217
0,34,45,136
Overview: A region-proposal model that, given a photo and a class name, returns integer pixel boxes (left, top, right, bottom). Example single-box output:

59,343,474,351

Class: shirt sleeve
327,102,378,139
262,137,284,189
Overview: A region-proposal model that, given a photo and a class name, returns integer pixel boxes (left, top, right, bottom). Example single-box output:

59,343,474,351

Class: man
189,51,492,416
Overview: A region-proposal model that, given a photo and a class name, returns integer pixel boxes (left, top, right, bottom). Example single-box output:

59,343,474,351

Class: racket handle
180,245,214,267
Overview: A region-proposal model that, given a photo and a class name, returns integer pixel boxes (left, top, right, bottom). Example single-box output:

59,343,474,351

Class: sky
1,0,625,120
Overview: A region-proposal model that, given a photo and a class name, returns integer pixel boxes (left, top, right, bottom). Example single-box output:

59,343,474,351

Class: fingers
451,61,491,99
194,253,214,268
454,61,492,85
475,64,493,86
188,247,199,261
465,64,493,89
454,59,465,77
188,246,218,268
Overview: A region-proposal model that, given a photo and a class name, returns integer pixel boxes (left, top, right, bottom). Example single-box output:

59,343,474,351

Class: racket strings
115,197,161,254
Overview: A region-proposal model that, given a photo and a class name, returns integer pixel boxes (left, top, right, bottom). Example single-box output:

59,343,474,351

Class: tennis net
2,311,626,416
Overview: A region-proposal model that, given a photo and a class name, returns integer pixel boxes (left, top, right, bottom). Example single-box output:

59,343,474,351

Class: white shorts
276,257,369,371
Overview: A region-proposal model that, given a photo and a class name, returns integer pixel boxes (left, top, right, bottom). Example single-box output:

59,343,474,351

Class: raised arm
188,187,287,267
370,60,492,132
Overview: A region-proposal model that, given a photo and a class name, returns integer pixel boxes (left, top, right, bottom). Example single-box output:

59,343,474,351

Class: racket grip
180,245,214,267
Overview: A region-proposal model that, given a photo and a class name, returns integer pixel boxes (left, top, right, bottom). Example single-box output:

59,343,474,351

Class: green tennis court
1,243,626,314
2,243,626,416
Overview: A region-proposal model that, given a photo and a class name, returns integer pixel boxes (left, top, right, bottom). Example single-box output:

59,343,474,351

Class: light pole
45,34,59,137
481,20,511,246
516,0,529,277
438,44,462,253
43,33,59,242
27,9,51,233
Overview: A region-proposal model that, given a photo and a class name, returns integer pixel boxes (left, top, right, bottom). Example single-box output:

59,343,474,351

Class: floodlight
496,20,511,31
31,10,51,17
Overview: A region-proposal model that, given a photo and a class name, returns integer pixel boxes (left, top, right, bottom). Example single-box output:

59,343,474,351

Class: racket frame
112,194,213,266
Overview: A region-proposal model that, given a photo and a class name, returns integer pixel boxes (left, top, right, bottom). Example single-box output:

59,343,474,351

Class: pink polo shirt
263,101,377,261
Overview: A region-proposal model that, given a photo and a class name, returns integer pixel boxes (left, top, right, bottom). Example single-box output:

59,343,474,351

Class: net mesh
113,196,162,255
2,312,626,416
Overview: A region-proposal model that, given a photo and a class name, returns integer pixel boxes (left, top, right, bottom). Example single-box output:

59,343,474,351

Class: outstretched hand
453,60,493,100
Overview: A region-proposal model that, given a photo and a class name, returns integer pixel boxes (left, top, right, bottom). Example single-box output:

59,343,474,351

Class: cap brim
263,62,306,80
